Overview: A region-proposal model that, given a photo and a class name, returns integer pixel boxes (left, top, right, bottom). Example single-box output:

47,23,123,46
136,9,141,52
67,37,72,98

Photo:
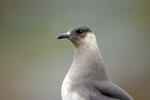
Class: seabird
57,26,134,100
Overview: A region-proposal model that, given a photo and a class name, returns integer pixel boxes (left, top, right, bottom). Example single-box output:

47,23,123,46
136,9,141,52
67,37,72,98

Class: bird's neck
68,39,108,81
73,33,103,65
73,42,103,67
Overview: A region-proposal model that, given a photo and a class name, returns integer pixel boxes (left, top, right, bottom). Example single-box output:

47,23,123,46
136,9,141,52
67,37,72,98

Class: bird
57,26,134,100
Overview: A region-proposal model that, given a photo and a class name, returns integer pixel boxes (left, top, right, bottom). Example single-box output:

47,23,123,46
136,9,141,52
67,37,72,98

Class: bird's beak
57,33,70,39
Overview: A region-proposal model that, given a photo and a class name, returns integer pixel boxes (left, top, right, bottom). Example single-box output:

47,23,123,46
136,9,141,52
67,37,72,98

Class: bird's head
57,26,98,48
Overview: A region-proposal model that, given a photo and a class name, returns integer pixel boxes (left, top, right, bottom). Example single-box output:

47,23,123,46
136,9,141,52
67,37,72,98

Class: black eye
76,29,85,34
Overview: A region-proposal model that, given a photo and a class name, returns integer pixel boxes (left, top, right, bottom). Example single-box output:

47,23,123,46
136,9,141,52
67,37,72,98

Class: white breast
61,75,84,100
61,75,72,100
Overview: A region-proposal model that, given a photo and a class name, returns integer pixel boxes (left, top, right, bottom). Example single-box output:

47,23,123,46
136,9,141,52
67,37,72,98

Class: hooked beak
57,33,70,39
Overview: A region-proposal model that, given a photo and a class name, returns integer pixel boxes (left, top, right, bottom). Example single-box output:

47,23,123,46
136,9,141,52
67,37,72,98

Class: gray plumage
57,26,134,100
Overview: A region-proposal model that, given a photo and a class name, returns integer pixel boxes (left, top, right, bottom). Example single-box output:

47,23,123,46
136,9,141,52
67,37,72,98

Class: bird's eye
76,29,84,34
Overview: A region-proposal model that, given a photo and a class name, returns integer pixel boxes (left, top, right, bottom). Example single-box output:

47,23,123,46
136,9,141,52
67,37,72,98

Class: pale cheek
84,34,94,43
82,33,97,48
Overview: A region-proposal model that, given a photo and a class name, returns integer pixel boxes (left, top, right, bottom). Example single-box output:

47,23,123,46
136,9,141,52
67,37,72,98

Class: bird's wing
92,81,134,100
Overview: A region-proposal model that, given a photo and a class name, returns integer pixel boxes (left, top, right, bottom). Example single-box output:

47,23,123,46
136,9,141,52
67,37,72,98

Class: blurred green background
0,0,150,100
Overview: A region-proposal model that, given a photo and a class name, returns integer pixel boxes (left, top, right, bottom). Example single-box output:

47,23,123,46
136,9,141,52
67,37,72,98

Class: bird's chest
61,76,85,100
